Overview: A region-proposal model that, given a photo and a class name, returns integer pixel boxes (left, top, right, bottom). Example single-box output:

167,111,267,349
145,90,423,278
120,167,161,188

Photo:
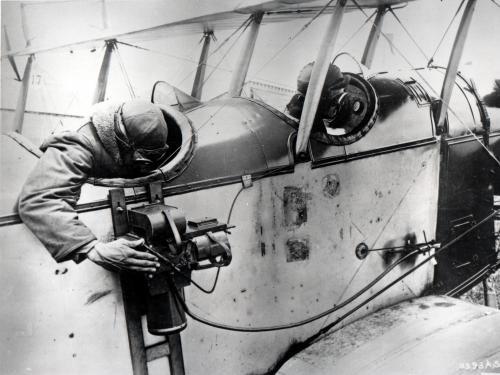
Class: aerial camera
112,187,233,336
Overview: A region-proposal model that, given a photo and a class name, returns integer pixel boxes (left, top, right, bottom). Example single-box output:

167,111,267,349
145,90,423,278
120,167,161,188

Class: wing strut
12,54,34,134
92,39,115,104
436,0,477,132
361,5,388,69
295,0,347,157
228,12,263,97
191,31,214,100
2,26,22,81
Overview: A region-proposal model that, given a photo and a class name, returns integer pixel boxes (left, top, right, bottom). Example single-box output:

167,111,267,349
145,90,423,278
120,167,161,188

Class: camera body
126,203,232,335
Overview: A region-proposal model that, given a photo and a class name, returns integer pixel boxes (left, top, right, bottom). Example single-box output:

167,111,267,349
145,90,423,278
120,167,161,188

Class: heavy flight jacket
18,102,138,262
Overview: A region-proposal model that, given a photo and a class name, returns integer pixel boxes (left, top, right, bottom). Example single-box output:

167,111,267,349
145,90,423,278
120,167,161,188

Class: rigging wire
209,16,252,57
318,151,434,330
388,7,430,64
445,263,496,297
270,209,500,372
351,0,500,168
427,0,466,67
336,10,376,52
252,0,337,77
272,210,500,370
490,0,500,9
201,16,253,87
312,209,499,331
113,43,136,98
269,212,500,372
173,16,254,88
116,40,233,78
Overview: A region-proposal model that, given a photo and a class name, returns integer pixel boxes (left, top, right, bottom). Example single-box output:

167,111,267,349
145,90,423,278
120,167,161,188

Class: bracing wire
351,0,500,168
209,16,252,56
115,40,233,82
388,7,430,63
116,40,226,69
313,209,499,332
427,0,466,67
253,0,336,77
490,0,500,9
320,151,436,331
113,43,136,98
201,17,253,87
269,208,500,372
175,16,254,87
336,10,376,52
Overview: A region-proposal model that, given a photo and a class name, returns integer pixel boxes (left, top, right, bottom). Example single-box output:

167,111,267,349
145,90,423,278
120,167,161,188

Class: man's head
114,99,170,174
297,62,349,97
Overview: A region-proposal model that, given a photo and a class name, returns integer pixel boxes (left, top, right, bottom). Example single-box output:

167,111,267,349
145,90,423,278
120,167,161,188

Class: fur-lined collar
88,101,123,165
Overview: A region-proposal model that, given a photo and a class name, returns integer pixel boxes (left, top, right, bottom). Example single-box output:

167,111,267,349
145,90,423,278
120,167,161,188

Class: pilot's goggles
114,105,169,165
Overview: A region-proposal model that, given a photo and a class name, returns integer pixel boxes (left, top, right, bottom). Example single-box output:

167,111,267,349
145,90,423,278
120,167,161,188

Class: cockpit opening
285,62,379,146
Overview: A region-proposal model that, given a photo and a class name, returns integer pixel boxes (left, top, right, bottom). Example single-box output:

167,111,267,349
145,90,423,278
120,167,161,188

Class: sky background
1,0,500,142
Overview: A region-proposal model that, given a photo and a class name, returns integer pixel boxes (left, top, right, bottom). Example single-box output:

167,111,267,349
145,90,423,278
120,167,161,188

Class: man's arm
18,135,99,262
18,134,159,272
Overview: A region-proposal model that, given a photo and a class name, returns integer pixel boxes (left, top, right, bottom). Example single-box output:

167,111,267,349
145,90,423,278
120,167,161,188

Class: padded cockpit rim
89,104,196,188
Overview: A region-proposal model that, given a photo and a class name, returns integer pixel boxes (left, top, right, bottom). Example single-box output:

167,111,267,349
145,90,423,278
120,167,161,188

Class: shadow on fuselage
381,232,419,267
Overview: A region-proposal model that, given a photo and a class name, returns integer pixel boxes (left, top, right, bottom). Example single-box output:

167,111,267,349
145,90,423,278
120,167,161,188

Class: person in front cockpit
18,99,172,274
286,62,351,135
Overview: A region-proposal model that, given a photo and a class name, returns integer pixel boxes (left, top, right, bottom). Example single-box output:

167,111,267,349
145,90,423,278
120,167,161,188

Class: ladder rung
146,342,170,362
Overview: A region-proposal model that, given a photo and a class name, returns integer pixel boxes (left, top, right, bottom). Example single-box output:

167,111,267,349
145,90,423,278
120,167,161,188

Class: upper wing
2,0,413,58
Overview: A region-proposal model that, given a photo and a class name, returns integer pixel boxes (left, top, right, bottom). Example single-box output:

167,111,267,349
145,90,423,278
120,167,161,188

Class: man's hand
87,238,160,273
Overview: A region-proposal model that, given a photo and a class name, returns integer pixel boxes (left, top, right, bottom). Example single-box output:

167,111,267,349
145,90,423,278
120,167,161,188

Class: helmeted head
297,62,349,96
114,99,170,174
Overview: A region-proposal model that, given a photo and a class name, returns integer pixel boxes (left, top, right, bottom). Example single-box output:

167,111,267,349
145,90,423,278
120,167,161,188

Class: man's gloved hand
87,238,160,273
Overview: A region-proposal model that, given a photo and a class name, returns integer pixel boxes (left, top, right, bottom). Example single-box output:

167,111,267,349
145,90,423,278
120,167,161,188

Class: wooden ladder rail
110,186,186,375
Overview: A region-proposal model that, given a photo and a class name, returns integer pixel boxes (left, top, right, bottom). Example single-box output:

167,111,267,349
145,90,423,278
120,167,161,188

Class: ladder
110,184,186,375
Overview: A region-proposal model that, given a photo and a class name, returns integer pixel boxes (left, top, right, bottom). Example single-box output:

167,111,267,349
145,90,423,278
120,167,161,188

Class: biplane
1,0,500,374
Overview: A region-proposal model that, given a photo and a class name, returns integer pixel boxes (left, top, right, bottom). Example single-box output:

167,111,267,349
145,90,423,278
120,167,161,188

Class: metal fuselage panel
2,72,446,374
0,133,440,375
169,145,439,374
164,97,297,189
0,219,133,375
